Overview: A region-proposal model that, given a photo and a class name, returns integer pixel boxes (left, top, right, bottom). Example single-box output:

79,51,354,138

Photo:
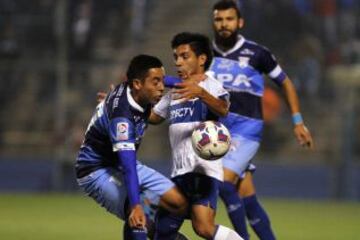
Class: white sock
213,225,244,240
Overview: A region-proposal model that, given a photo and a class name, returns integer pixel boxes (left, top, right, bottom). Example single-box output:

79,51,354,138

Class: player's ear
199,54,207,68
238,18,244,29
132,78,143,90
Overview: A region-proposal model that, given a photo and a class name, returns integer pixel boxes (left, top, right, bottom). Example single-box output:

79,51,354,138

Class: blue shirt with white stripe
76,82,150,207
208,35,287,141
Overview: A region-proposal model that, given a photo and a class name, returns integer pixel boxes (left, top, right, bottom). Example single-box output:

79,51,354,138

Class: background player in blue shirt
208,1,314,240
75,54,189,240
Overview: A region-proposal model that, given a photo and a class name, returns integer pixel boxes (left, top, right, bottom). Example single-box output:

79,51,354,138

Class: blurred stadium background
0,0,359,239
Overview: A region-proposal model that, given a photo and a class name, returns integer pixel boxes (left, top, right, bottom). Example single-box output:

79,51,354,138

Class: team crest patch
116,122,129,140
238,57,250,68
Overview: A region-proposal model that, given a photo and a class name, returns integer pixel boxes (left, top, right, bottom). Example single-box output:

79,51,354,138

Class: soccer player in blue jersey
150,32,243,240
208,1,314,239
75,54,191,240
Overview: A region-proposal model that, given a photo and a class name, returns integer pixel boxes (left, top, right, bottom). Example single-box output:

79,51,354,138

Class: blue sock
153,209,184,240
243,195,276,240
219,181,249,240
123,221,147,240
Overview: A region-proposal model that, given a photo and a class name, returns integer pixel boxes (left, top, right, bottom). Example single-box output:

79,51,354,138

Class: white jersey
153,75,229,181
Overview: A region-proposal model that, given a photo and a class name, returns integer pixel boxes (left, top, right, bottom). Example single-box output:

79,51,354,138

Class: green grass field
0,194,359,240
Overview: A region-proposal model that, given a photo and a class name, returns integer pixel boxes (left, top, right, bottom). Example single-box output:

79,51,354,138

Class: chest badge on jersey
238,57,250,68
116,122,129,140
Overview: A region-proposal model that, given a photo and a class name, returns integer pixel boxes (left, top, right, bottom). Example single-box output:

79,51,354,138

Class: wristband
292,113,303,125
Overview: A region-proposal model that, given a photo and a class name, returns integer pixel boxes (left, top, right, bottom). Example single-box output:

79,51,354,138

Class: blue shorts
222,134,260,177
77,162,175,220
172,173,220,210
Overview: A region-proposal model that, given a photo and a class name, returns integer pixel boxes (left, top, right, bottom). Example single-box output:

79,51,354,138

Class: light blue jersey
209,35,287,176
209,35,286,142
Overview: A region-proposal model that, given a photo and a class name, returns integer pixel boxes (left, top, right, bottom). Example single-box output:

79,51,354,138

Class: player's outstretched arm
117,150,146,229
173,81,229,117
148,110,165,125
281,77,314,149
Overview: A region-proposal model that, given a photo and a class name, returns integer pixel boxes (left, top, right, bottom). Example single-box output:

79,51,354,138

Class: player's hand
172,80,204,102
128,204,146,229
96,84,115,103
294,124,314,149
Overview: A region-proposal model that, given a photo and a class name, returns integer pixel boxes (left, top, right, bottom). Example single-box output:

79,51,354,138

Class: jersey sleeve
208,78,230,103
259,47,287,86
164,75,182,88
109,117,136,152
109,117,140,207
153,91,171,119
117,150,140,207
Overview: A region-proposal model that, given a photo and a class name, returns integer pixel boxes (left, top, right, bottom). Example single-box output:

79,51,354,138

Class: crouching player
75,54,189,239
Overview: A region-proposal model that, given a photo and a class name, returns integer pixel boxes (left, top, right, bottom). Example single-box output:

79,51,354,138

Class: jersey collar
127,86,144,113
212,35,245,57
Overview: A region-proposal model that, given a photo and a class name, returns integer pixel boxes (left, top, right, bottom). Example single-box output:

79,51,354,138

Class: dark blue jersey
75,83,150,178
208,35,287,141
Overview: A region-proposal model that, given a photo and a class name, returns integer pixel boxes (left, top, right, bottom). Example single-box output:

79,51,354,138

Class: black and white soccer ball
191,121,231,160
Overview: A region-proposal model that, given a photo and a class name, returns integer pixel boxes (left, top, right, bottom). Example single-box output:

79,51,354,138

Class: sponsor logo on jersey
240,48,255,55
116,122,129,140
113,142,136,151
113,97,119,109
217,58,236,71
216,73,251,88
170,107,195,120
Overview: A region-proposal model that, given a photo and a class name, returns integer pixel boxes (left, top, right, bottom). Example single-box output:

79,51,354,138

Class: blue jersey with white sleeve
76,83,151,207
208,35,287,141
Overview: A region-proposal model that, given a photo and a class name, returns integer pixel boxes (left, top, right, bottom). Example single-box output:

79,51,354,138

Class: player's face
140,67,165,104
213,8,243,39
173,44,206,80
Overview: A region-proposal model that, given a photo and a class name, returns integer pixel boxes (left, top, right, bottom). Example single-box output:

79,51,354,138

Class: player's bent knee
192,221,215,239
159,187,188,215
238,173,256,197
193,224,214,239
223,168,239,184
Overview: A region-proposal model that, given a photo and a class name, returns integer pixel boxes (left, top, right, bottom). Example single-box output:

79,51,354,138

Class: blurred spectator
313,0,338,49
291,34,323,100
69,0,94,60
130,0,148,41
0,20,19,58
338,0,357,41
0,0,19,58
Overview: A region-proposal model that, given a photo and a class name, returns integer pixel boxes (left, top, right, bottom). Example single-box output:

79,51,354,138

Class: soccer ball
191,121,231,160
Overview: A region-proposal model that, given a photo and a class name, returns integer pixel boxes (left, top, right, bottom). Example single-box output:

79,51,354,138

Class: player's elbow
217,103,229,117
219,107,229,117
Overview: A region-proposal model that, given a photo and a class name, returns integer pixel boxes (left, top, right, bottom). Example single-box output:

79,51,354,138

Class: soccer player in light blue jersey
209,1,314,239
76,55,189,240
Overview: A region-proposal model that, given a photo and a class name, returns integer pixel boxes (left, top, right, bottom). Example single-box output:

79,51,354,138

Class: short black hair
126,54,163,87
171,32,213,70
213,0,242,18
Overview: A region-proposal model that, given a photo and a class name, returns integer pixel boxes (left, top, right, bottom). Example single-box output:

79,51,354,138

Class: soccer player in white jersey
150,32,243,240
208,1,314,239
